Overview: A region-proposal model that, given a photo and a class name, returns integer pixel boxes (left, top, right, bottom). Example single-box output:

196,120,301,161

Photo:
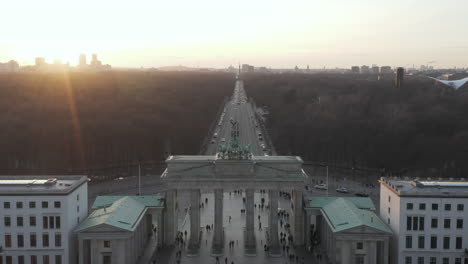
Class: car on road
213,133,218,138
221,138,225,143
314,184,328,190
354,192,369,197
210,140,215,144
335,187,349,193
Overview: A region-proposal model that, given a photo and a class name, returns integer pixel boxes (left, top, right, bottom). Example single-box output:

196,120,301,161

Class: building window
443,237,450,249
4,216,11,227
103,255,111,264
77,194,79,201
431,218,438,228
417,257,424,264
54,201,61,208
16,202,23,209
77,206,79,212
5,256,12,264
432,203,438,210
18,256,24,264
43,216,48,229
3,201,10,209
55,255,62,264
5,234,12,247
17,216,23,227
30,256,37,264
455,258,461,264
30,233,37,247
456,237,462,249
429,257,436,264
407,216,412,230
457,204,464,211
388,218,390,224
49,216,55,229
388,207,390,214
444,204,451,211
444,219,451,229
442,258,449,264
55,233,61,247
56,216,61,229
419,203,426,210
406,236,413,249
418,236,425,249
42,255,49,264
405,256,412,264
430,236,437,249
388,196,391,202
419,216,425,230
104,240,111,248
29,201,36,208
456,219,463,229
407,203,414,210
30,216,36,226
41,201,48,208
17,234,24,248
42,233,49,247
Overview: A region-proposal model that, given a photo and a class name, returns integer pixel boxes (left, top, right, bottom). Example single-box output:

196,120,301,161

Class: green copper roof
75,196,163,233
304,196,376,211
305,196,391,234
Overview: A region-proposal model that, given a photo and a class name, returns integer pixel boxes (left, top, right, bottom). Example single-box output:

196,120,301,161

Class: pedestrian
236,240,238,245
225,257,228,264
229,215,231,222
184,230,187,237
216,256,219,264
206,239,207,245
211,224,213,230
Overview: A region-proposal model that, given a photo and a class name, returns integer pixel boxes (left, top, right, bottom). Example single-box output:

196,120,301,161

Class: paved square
154,190,318,264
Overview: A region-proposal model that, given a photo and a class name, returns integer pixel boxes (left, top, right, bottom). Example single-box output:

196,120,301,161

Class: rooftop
75,195,164,232
304,196,391,234
0,175,88,195
380,177,468,197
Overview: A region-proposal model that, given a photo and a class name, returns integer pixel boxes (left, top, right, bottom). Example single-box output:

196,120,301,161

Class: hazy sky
1,0,468,68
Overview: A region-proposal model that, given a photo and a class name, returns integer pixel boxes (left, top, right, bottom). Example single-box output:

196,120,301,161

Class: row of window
3,233,62,248
3,216,61,229
3,201,61,209
405,235,463,250
406,216,463,231
0,255,62,264
405,256,464,264
406,202,464,211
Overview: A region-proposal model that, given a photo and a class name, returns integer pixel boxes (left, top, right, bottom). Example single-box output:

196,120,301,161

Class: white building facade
380,177,468,264
0,176,88,264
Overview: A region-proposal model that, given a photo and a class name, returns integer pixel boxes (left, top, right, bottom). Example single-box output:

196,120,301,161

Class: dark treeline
244,73,468,177
0,71,234,174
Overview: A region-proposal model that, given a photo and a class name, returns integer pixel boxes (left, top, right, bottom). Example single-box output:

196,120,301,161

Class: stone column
78,239,84,264
269,190,281,256
212,189,224,255
157,211,164,246
292,190,304,246
111,239,125,264
340,240,351,264
368,240,377,264
90,239,98,264
164,189,178,245
304,212,311,248
244,188,256,255
383,239,389,264
188,189,201,255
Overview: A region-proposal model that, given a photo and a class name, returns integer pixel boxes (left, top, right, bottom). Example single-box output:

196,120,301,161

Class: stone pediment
340,225,391,235
78,223,131,233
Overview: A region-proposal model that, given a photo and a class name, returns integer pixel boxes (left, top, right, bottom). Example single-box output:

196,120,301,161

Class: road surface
205,79,269,156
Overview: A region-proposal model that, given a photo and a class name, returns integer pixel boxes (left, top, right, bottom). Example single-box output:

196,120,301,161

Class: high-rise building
395,67,404,87
360,65,370,74
79,54,86,67
0,60,19,72
351,66,360,73
372,65,380,74
379,177,468,264
0,176,88,264
35,57,46,67
380,66,392,74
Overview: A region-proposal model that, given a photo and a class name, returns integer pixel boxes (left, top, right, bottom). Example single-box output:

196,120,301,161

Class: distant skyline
1,0,468,69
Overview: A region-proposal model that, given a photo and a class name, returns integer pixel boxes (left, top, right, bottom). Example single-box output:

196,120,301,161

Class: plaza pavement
153,190,318,264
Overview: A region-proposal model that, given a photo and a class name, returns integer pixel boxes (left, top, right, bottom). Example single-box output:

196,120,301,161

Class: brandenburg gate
161,128,308,256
